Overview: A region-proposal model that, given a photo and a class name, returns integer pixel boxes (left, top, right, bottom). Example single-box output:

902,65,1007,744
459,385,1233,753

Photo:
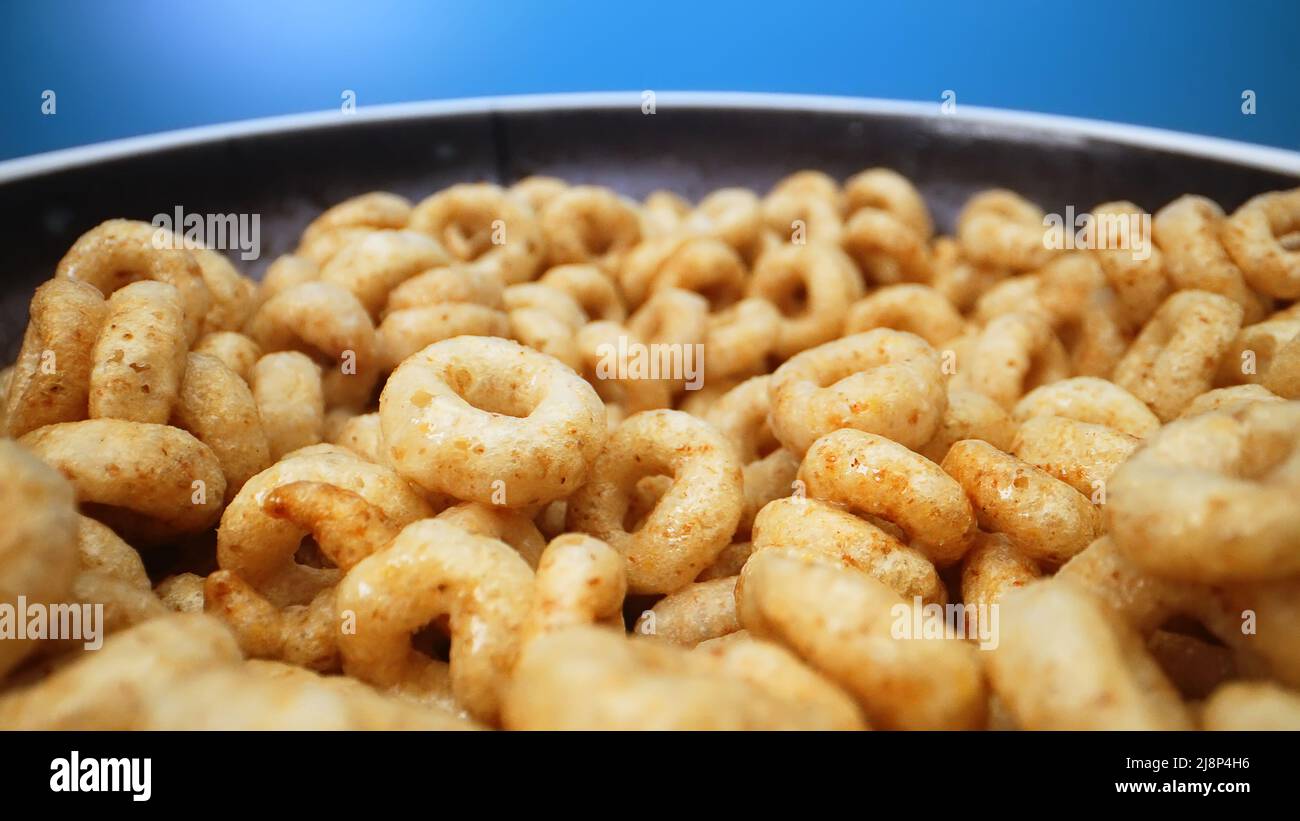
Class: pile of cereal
1,172,1297,730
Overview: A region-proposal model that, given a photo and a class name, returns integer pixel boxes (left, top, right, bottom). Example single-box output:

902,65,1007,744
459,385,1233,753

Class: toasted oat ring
747,243,863,358
1264,332,1300,398
504,283,588,370
576,320,673,412
216,445,431,608
736,550,986,730
684,188,766,263
410,183,545,284
336,519,534,723
1010,415,1138,499
1090,201,1168,327
705,375,799,534
1180,384,1285,418
762,189,843,245
183,244,255,335
377,303,510,371
641,190,691,236
769,329,947,455
566,409,744,594
988,579,1192,730
382,264,505,315
642,238,747,311
540,185,641,271
170,352,271,494
844,284,966,347
244,280,379,409
524,533,627,643
1113,289,1243,421
193,331,261,384
800,429,978,565
634,576,740,647
750,497,945,603
3,279,107,437
917,387,1018,464
329,410,384,463
319,229,450,318
1203,682,1300,730
957,189,1055,271
251,352,325,460
435,501,547,568
20,419,226,543
705,298,782,382
627,286,709,349
509,175,568,214
297,192,413,267
842,207,933,285
1153,195,1269,322
1221,188,1300,299
942,439,1102,565
1105,400,1300,582
958,311,1070,410
88,280,187,424
959,531,1040,624
55,219,211,342
843,168,933,238
381,336,606,508
1218,316,1300,386
1012,376,1160,438
539,264,627,321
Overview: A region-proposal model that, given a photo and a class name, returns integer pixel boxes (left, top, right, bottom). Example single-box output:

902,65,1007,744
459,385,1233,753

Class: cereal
88,280,187,424
411,183,544,284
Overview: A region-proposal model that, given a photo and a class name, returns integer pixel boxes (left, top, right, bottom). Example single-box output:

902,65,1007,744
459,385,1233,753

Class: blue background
2,0,1298,161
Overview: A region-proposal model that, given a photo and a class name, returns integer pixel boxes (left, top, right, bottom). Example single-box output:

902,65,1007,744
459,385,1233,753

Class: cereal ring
170,352,271,494
410,183,545,284
988,579,1193,730
297,192,412,267
381,337,605,508
1012,376,1160,438
1263,332,1300,398
523,533,626,642
1105,400,1300,582
844,284,966,347
566,409,743,594
842,207,933,285
1221,578,1300,688
435,501,547,568
697,541,753,582
156,572,205,613
251,352,324,460
705,298,782,381
185,245,255,335
1221,188,1300,299
637,238,747,311
769,329,947,454
1202,681,1300,731
319,229,449,317
942,439,1102,564
705,376,799,534
736,550,986,730
747,243,863,358
930,236,1005,312
336,519,534,723
509,175,568,214
87,280,187,424
956,312,1070,410
20,419,226,543
1218,316,1300,386
244,281,379,409
1153,195,1268,322
917,387,1017,464
193,331,261,384
252,254,318,310
329,410,384,463
641,189,691,237
1180,384,1284,418
377,302,510,371
634,577,740,647
540,186,641,271
1009,414,1138,498
762,189,842,245
504,283,588,370
575,320,673,413
382,264,505,315
1113,290,1243,421
957,190,1055,271
1090,201,1168,327
539,263,626,321
3,279,107,437
959,531,1040,626
684,188,766,264
843,167,933,239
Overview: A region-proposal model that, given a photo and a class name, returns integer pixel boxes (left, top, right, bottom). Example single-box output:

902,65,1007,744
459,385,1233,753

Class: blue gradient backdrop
2,0,1298,161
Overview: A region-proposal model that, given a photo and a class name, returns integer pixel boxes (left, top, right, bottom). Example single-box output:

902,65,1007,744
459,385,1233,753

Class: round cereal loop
955,311,1070,411
844,284,966,347
762,187,843,246
297,192,412,266
170,352,271,494
841,206,933,285
634,576,740,647
156,572,205,613
747,242,863,358
843,168,933,239
1221,188,1300,299
917,387,1018,464
575,320,673,413
1202,682,1300,731
336,519,534,723
957,189,1055,271
1105,400,1300,582
0,441,79,678
193,331,261,384
3,279,107,437
539,263,627,321
1153,195,1269,322
20,419,226,543
88,280,187,424
625,288,709,393
736,550,986,730
941,438,1102,565
697,541,752,582
1012,376,1160,438
251,352,324,460
409,183,544,284
1263,332,1300,398
1090,201,1168,327
1009,414,1138,498
382,264,505,315
253,254,319,311
684,188,766,263
1180,384,1284,418
566,409,744,594
704,298,782,382
380,336,606,508
1112,290,1243,421
705,375,800,534
329,410,384,463
800,429,978,566
641,189,692,237
540,185,641,271
930,235,1006,312
509,175,568,214
319,229,449,318
185,244,255,335
523,533,627,643
988,579,1193,730
435,501,547,568
55,219,211,342
1217,315,1300,386
244,280,379,409
377,302,510,371
959,531,1040,622
504,283,588,370
649,238,747,311
769,329,947,455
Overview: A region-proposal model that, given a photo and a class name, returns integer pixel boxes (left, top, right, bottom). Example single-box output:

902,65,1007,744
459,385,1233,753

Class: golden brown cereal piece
156,572,206,613
942,439,1101,565
56,219,211,342
959,531,1040,628
1202,681,1300,730
704,375,799,534
1153,195,1268,322
435,501,546,569
540,263,627,321
1106,401,1300,582
410,183,544,284
1056,536,1205,634
635,577,740,647
567,409,743,594
988,579,1193,730
769,329,947,454
697,541,754,582
1221,187,1300,299
523,533,626,642
380,336,606,508
1090,201,1168,327
88,280,187,424
382,264,505,315
844,284,966,347
0,441,79,678
800,429,978,566
297,192,412,266
336,519,534,723
254,254,319,310
747,243,863,358
957,189,1055,271
377,302,511,371
930,236,1005,312
736,550,986,730
1217,316,1300,386
330,410,385,463
319,229,449,317
3,279,107,437
505,283,588,371
917,387,1018,464
762,187,843,246
641,189,691,236
1010,414,1138,498
186,245,255,335
19,419,226,543
509,175,568,214
1012,375,1160,438
622,237,747,311
204,565,340,671
1180,384,1284,418
684,188,766,264
193,330,262,383
1221,577,1300,688
251,351,325,460
705,298,782,382
575,319,673,413
956,311,1070,410
843,167,933,239
541,185,641,272
1262,331,1300,399
171,352,271,494
842,207,933,285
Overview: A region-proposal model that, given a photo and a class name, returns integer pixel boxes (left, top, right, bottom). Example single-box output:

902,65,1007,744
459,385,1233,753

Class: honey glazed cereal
1,169,1299,732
